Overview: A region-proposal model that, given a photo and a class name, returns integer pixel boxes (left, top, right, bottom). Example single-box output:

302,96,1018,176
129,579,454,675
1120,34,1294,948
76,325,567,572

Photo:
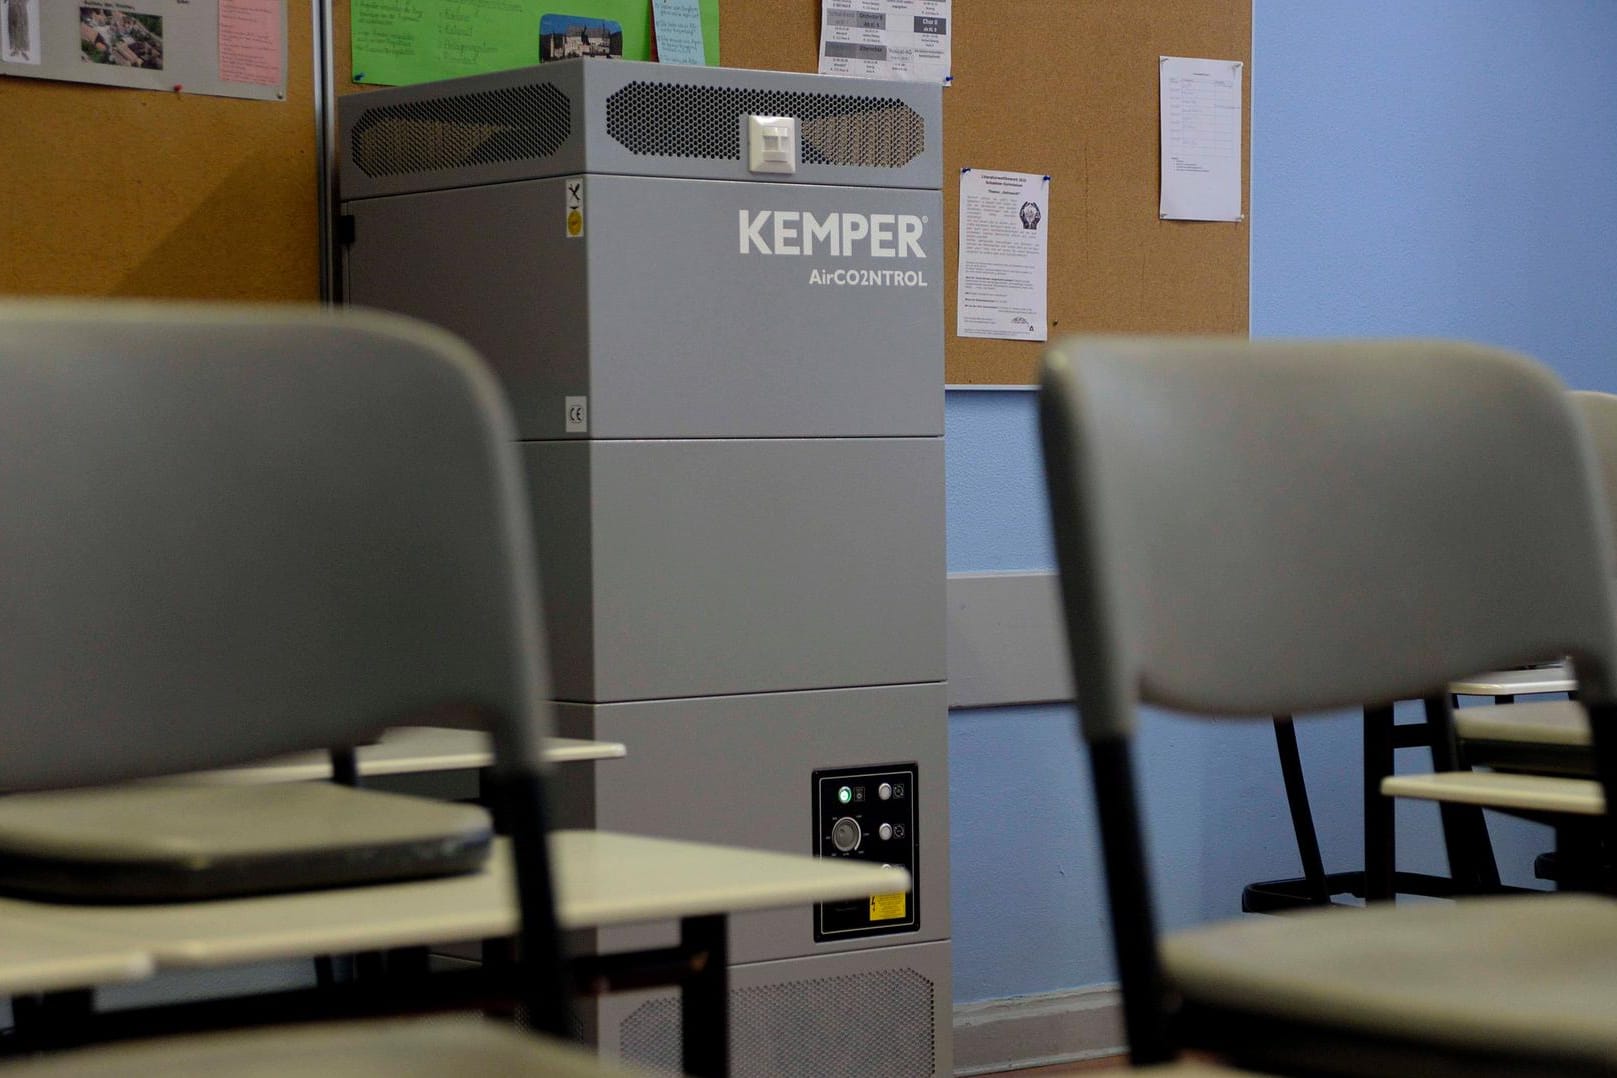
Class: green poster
352,0,719,87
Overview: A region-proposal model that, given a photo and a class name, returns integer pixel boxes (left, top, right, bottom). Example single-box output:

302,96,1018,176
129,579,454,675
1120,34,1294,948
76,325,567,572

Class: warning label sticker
869,892,908,921
565,177,584,238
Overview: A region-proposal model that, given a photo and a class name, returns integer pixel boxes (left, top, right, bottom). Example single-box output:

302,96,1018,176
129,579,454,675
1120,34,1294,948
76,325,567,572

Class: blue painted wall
1251,0,1617,386
949,0,1617,1004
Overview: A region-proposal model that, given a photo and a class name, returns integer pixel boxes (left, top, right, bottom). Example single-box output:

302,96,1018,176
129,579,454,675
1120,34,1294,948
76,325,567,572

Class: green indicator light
838,786,853,804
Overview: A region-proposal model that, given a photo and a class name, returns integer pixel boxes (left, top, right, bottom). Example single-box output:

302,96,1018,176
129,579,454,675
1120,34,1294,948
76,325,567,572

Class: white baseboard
952,984,1124,1075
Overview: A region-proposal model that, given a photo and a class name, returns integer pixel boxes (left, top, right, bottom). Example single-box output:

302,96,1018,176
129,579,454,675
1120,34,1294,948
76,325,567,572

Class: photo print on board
80,6,164,70
2,0,41,64
539,14,622,62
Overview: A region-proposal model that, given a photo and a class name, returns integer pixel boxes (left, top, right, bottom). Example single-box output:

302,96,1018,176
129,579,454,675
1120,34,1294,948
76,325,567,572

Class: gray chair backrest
1040,337,1617,741
0,302,550,791
1572,390,1617,574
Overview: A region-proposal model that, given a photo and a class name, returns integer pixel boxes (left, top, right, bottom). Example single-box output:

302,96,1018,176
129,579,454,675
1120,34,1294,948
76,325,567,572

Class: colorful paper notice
818,0,950,85
351,0,716,87
219,0,282,86
650,0,707,65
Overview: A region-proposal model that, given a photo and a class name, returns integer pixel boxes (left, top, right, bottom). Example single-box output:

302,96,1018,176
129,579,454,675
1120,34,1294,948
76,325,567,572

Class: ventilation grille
618,968,934,1077
605,82,925,168
349,84,572,179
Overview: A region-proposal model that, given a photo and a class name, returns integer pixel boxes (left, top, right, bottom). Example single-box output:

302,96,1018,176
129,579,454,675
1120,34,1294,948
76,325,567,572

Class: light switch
747,114,798,175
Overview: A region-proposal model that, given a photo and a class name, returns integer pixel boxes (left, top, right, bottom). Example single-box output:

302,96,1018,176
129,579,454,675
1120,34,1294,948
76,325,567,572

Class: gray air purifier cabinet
340,59,949,1077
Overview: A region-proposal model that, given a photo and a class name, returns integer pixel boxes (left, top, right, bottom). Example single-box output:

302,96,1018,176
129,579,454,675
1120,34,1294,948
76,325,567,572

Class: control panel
813,763,918,941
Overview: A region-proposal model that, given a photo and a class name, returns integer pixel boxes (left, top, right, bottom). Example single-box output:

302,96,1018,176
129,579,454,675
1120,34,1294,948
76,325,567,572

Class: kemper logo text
739,210,926,258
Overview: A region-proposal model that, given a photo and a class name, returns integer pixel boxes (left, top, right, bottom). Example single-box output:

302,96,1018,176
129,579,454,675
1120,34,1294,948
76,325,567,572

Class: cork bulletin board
3,0,1248,382
0,2,317,302
335,0,1252,385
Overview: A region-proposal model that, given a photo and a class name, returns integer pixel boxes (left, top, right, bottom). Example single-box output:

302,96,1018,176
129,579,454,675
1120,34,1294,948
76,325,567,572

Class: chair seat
0,783,492,902
1454,700,1588,746
1163,895,1617,1068
0,1017,643,1077
1382,770,1603,815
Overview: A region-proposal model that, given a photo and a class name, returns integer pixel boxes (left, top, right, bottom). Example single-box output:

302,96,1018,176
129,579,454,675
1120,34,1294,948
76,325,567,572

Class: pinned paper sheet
818,0,950,84
1159,56,1243,221
956,169,1049,342
219,0,283,86
651,0,706,64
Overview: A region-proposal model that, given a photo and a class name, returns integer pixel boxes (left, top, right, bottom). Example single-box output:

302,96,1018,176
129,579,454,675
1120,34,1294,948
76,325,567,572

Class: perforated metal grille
605,83,925,168
349,84,571,178
618,968,934,1077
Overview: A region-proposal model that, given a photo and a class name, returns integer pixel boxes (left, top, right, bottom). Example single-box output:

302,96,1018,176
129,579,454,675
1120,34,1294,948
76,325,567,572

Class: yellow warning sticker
564,177,584,238
869,892,908,921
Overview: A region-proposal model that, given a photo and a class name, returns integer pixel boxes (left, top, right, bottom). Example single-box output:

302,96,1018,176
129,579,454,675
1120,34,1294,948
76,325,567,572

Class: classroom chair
1381,392,1617,888
1250,390,1617,906
1445,391,1617,771
1040,336,1617,1076
0,299,595,1067
0,301,904,1076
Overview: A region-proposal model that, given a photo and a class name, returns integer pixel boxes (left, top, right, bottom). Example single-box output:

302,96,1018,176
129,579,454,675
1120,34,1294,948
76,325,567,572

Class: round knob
878,822,894,841
831,816,862,853
878,782,893,800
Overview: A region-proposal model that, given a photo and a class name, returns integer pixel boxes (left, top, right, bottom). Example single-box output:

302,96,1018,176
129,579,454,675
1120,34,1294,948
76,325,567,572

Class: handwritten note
219,0,284,86
651,0,704,64
351,0,659,86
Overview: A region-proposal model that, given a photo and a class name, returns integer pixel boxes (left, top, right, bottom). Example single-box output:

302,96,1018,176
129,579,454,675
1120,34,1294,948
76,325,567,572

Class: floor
977,1060,1126,1075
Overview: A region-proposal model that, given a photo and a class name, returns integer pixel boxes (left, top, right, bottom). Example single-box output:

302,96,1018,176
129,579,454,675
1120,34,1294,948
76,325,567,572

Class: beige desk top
0,834,909,970
182,728,625,785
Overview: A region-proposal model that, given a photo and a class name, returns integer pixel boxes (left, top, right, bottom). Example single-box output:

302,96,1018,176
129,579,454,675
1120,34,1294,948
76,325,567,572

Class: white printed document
1159,56,1243,221
818,0,950,85
956,169,1049,342
0,0,287,101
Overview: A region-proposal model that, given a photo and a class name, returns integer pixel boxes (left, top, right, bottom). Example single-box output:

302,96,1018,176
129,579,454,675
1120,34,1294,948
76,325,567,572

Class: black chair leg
11,989,93,1052
680,914,729,1078
1272,717,1331,905
330,747,359,787
1422,696,1501,894
1554,820,1604,893
1363,704,1396,902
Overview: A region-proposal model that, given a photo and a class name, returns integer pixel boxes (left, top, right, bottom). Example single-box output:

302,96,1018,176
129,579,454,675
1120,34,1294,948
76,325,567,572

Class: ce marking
564,395,588,433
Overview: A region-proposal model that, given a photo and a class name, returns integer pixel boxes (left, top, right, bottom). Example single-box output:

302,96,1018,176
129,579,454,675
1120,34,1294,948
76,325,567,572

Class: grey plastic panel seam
341,157,940,200
944,384,1040,393
587,168,938,191
517,434,946,446
946,571,1075,709
722,936,953,971
549,677,948,707
342,168,942,207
